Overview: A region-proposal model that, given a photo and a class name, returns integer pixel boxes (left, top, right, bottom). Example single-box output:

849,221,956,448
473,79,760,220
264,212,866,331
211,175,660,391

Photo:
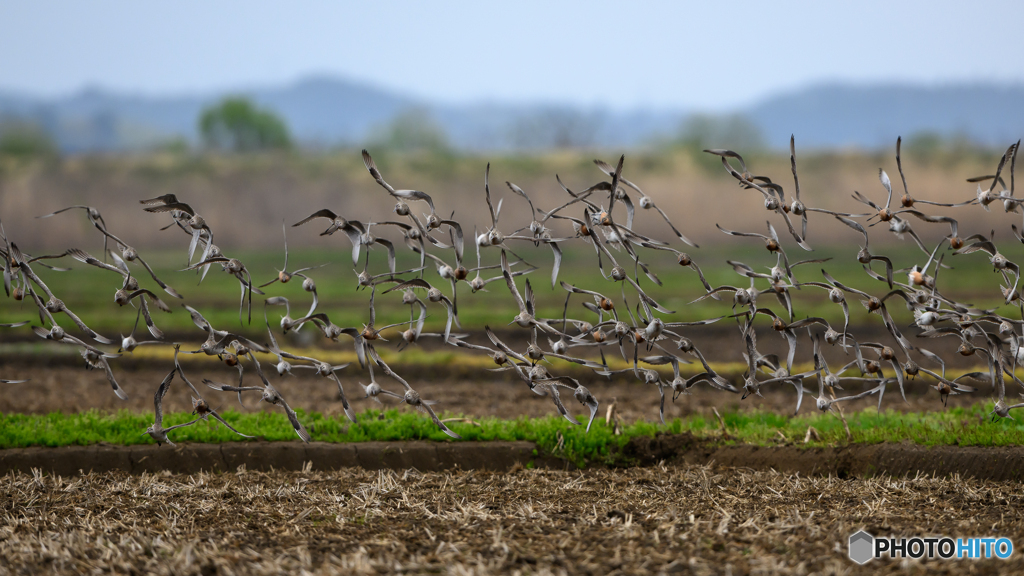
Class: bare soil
2,465,1022,575
1,321,992,424
0,358,987,425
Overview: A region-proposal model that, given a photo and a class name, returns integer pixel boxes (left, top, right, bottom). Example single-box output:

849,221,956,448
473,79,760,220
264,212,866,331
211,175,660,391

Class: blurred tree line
368,108,450,153
0,119,58,158
0,96,1005,162
674,113,765,151
199,97,292,152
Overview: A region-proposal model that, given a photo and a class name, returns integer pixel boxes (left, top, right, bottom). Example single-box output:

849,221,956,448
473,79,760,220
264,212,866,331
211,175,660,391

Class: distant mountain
747,82,1024,149
247,76,417,147
1,77,1023,152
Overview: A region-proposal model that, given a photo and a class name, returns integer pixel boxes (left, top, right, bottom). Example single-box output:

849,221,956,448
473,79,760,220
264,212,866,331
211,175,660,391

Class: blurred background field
0,146,1021,362
1,145,1022,338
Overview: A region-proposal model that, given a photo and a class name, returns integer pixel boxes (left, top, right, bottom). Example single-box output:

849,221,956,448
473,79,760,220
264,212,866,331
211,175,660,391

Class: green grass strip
2,404,1024,468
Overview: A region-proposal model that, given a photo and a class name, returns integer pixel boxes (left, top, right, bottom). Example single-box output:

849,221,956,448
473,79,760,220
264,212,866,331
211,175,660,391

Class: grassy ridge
3,404,1023,467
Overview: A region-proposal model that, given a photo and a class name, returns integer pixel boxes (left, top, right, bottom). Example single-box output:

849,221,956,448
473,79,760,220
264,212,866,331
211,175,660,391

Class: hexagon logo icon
849,530,874,565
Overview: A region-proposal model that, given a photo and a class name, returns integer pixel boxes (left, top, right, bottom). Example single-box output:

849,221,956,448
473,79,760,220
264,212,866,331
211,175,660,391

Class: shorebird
738,328,804,402
264,296,305,333
500,232,567,288
287,350,357,423
478,163,509,247
811,332,857,412
920,368,976,407
672,336,737,393
261,313,296,377
594,158,698,247
709,151,812,250
382,278,459,341
203,376,265,408
852,168,901,224
248,353,312,442
504,180,552,244
36,205,113,255
15,140,1024,435
799,270,862,344
717,221,786,255
394,299,458,350
362,149,436,218
293,272,321,319
590,157,636,229
90,226,183,298
292,209,374,265
293,208,366,238
966,142,1018,211
31,324,127,400
535,375,600,432
834,214,896,288
141,197,215,266
638,242,715,296
447,333,514,368
561,281,618,323
142,368,201,446
181,255,263,324
692,273,761,313
369,355,461,439
66,248,169,338
786,135,810,239
181,304,268,356
891,136,976,210
119,307,167,353
954,234,1021,303
704,149,759,186
813,379,887,413
14,245,113,344
744,307,829,376
173,346,256,438
501,250,555,333
259,222,327,288
360,356,405,405
634,354,689,424
467,231,537,293
353,240,423,290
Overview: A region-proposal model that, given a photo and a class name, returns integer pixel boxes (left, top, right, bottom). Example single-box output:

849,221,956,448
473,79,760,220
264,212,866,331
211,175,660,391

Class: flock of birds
5,137,1024,445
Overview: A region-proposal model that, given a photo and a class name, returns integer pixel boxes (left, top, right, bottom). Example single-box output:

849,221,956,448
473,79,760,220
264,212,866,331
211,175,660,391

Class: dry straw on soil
2,465,1022,574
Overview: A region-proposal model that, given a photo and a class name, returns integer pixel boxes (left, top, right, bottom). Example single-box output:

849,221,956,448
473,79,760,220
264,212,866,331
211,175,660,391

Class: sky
1,1,1021,111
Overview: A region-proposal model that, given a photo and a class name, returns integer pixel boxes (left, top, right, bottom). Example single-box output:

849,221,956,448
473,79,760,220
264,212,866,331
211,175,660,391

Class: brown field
0,360,984,423
2,465,1022,575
